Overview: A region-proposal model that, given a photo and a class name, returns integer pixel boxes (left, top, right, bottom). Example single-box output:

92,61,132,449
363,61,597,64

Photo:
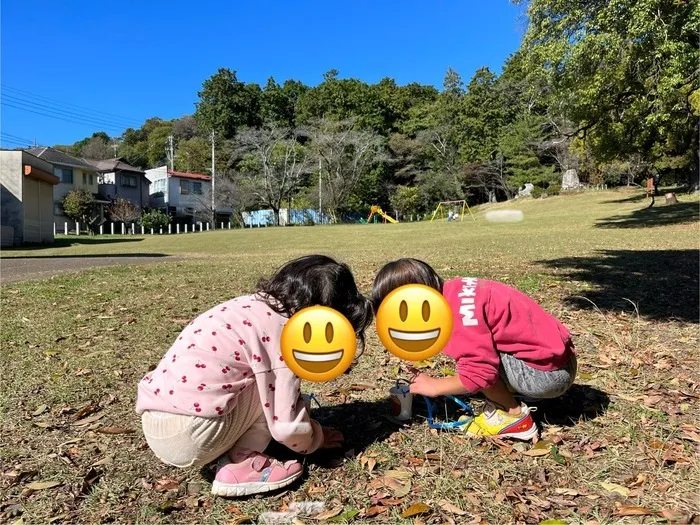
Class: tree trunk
272,207,280,226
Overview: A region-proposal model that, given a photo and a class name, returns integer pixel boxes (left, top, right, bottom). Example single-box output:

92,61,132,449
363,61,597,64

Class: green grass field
1,189,699,524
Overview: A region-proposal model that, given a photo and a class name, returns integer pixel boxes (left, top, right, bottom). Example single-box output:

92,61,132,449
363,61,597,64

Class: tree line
59,0,699,224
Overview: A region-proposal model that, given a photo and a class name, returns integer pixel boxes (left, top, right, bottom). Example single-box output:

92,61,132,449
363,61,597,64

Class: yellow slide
367,206,398,223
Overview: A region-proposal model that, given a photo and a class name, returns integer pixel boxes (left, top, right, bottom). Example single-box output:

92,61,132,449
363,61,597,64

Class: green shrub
547,182,561,195
531,186,545,199
62,189,95,225
140,210,171,231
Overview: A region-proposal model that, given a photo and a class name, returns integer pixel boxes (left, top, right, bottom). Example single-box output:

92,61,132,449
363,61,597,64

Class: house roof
167,169,211,181
84,157,145,174
26,147,97,171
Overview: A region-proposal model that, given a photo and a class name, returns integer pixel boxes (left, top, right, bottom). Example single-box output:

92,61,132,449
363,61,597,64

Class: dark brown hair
371,258,444,312
257,255,373,350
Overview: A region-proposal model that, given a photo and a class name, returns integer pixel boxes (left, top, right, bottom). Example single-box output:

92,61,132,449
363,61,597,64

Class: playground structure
366,205,398,224
430,200,475,222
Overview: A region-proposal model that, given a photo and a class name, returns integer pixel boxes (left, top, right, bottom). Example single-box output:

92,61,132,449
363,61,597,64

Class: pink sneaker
211,448,303,497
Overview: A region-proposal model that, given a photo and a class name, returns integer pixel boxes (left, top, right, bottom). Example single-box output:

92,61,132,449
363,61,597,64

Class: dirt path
0,256,182,284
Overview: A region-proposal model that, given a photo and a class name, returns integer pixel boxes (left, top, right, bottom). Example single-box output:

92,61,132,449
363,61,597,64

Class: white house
144,166,231,224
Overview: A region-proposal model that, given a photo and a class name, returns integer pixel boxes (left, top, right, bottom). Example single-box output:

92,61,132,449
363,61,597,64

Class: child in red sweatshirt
371,258,577,440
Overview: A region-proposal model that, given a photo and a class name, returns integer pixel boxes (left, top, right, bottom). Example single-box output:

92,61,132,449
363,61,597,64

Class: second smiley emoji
376,284,453,361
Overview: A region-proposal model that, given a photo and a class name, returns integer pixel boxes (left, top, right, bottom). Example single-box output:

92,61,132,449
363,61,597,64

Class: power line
2,85,142,127
1,131,34,144
1,95,132,131
1,101,127,133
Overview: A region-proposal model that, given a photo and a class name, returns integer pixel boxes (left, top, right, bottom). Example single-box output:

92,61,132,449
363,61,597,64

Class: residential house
0,150,60,246
86,157,150,213
144,166,232,225
26,147,109,231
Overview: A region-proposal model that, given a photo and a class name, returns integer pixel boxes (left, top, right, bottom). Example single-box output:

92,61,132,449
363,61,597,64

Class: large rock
562,169,580,190
518,183,534,197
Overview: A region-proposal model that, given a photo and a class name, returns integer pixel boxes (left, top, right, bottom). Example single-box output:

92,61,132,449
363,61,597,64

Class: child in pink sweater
136,255,373,497
372,258,577,440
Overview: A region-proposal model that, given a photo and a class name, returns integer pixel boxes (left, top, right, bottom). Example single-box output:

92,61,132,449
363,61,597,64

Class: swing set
430,200,476,222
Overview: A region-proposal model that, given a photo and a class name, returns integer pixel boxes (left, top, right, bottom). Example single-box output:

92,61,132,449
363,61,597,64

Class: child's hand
320,426,344,449
409,373,438,397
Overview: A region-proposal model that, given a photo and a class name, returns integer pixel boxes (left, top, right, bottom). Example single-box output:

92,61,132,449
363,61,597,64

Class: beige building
0,150,60,246
26,147,108,230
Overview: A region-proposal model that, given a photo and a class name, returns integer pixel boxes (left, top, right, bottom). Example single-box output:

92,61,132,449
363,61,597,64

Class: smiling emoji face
376,284,453,361
281,306,356,382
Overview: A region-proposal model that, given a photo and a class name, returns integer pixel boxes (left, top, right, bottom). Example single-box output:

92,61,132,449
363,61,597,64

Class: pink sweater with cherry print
135,294,324,455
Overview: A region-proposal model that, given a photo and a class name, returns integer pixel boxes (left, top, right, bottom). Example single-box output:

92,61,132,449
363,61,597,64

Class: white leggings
141,384,272,468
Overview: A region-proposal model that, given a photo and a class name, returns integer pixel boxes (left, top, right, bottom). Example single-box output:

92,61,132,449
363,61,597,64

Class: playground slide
378,210,397,223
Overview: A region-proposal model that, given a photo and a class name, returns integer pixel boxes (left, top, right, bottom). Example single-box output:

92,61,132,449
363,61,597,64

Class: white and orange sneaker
461,401,538,441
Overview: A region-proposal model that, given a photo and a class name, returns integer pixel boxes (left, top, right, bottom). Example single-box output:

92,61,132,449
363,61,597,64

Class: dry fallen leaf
438,500,467,515
32,405,48,417
364,506,388,517
521,448,551,457
554,488,579,496
599,482,629,497
25,481,62,490
613,504,658,516
313,507,343,520
401,503,430,518
153,478,180,492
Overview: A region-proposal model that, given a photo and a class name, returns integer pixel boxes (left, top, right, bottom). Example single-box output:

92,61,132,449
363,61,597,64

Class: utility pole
167,135,175,170
211,130,216,228
318,158,322,224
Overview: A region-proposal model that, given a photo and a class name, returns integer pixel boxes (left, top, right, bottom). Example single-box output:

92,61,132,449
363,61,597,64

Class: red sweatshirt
442,277,574,394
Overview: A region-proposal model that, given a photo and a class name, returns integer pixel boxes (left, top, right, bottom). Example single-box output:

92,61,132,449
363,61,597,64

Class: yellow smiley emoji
376,284,453,361
281,306,357,382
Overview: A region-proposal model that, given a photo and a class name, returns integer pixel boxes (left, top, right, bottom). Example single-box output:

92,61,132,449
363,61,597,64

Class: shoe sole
498,424,539,441
211,470,302,497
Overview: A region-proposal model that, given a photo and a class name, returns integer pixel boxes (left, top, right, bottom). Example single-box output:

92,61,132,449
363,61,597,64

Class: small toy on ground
389,380,413,421
422,394,474,430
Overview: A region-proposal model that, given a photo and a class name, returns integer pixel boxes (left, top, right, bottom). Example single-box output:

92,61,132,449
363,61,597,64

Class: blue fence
241,208,332,227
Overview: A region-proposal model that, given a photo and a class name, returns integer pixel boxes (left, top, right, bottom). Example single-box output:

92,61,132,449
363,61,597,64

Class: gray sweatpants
500,353,577,399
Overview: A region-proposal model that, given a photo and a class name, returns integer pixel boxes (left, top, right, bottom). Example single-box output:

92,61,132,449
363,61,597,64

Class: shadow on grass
199,398,398,486
13,237,145,249
529,384,610,427
540,249,699,322
596,201,699,228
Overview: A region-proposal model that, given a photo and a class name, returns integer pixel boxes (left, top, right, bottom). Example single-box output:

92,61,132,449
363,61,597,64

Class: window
54,167,73,183
82,173,87,185
89,174,94,185
54,203,63,215
179,179,190,195
192,182,202,195
153,179,166,193
122,174,137,188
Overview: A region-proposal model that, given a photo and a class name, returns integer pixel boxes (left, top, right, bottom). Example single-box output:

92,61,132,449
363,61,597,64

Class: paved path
1,256,181,285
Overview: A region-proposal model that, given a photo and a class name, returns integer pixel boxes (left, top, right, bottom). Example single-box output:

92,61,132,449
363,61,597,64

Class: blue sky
1,1,524,148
